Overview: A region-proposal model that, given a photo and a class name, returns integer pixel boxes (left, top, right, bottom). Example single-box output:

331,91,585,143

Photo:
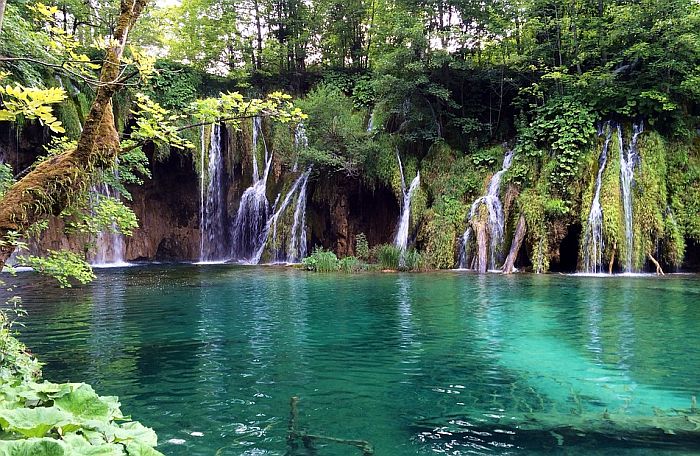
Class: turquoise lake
4,266,700,455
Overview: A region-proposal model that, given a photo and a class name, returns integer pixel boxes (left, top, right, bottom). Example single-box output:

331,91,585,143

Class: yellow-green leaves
0,82,67,133
191,90,307,127
130,92,192,150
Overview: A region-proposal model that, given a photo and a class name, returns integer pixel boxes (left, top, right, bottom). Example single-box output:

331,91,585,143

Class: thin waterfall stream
393,152,420,259
459,149,515,272
199,124,227,262
91,181,127,266
251,167,312,264
619,121,644,272
581,122,613,273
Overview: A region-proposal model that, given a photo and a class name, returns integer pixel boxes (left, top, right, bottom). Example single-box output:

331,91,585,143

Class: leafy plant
339,256,363,273
355,233,369,260
16,251,95,288
373,244,400,270
301,247,339,272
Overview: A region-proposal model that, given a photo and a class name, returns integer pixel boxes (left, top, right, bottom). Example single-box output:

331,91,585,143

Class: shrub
355,233,369,260
301,247,339,272
373,244,401,270
401,248,422,271
339,256,363,273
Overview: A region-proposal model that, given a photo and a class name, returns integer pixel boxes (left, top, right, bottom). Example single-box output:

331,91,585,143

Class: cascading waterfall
91,182,127,266
458,149,515,271
393,152,420,256
199,124,228,262
619,121,644,272
292,123,308,172
230,117,273,262
581,122,613,273
251,168,312,264
287,169,311,262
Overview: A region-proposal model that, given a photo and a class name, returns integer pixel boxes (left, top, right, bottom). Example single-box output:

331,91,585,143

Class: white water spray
619,121,644,272
582,123,613,273
459,149,515,271
393,153,420,255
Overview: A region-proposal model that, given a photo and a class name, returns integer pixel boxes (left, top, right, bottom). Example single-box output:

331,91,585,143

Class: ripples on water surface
3,266,700,455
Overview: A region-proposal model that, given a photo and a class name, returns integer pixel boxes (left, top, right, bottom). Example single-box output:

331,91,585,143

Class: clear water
4,267,700,455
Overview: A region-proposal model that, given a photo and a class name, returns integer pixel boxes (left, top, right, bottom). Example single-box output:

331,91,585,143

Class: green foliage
144,61,203,110
338,256,363,273
418,195,467,269
355,233,369,261
401,248,422,271
301,247,339,272
470,146,501,169
296,85,369,174
517,97,597,198
667,141,700,243
0,353,162,455
0,164,14,198
373,244,400,270
518,188,550,273
16,251,95,288
0,75,66,133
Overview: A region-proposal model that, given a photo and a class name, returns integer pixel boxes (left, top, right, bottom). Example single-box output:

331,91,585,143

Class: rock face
308,174,399,257
125,149,200,261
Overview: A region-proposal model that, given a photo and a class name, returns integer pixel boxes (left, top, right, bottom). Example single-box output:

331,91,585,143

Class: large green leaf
0,407,74,438
124,441,165,456
53,385,120,420
0,438,65,456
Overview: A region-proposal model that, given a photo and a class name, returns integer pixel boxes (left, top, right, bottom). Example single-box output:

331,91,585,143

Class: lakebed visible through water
4,266,700,455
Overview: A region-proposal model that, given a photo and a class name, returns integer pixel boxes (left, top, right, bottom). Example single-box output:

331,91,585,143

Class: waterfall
367,111,375,132
287,169,311,262
199,124,228,262
393,153,421,254
619,121,644,272
91,182,127,266
292,122,308,172
251,168,312,264
581,123,613,273
458,149,515,271
230,117,273,262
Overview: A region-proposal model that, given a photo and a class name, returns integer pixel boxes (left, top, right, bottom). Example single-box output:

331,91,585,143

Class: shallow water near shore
3,265,700,455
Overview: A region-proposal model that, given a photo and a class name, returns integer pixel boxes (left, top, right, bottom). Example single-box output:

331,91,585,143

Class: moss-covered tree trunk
503,214,526,274
0,0,148,270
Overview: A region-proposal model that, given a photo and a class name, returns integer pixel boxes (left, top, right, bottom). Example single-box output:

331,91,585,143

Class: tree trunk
502,215,526,274
254,0,263,70
0,0,7,35
648,252,665,275
0,0,148,270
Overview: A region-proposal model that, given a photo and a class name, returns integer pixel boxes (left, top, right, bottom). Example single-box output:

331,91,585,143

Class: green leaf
0,438,65,456
0,407,73,438
53,385,120,421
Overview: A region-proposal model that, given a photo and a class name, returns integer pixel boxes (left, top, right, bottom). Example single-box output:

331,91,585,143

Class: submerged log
413,407,700,450
502,214,526,274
